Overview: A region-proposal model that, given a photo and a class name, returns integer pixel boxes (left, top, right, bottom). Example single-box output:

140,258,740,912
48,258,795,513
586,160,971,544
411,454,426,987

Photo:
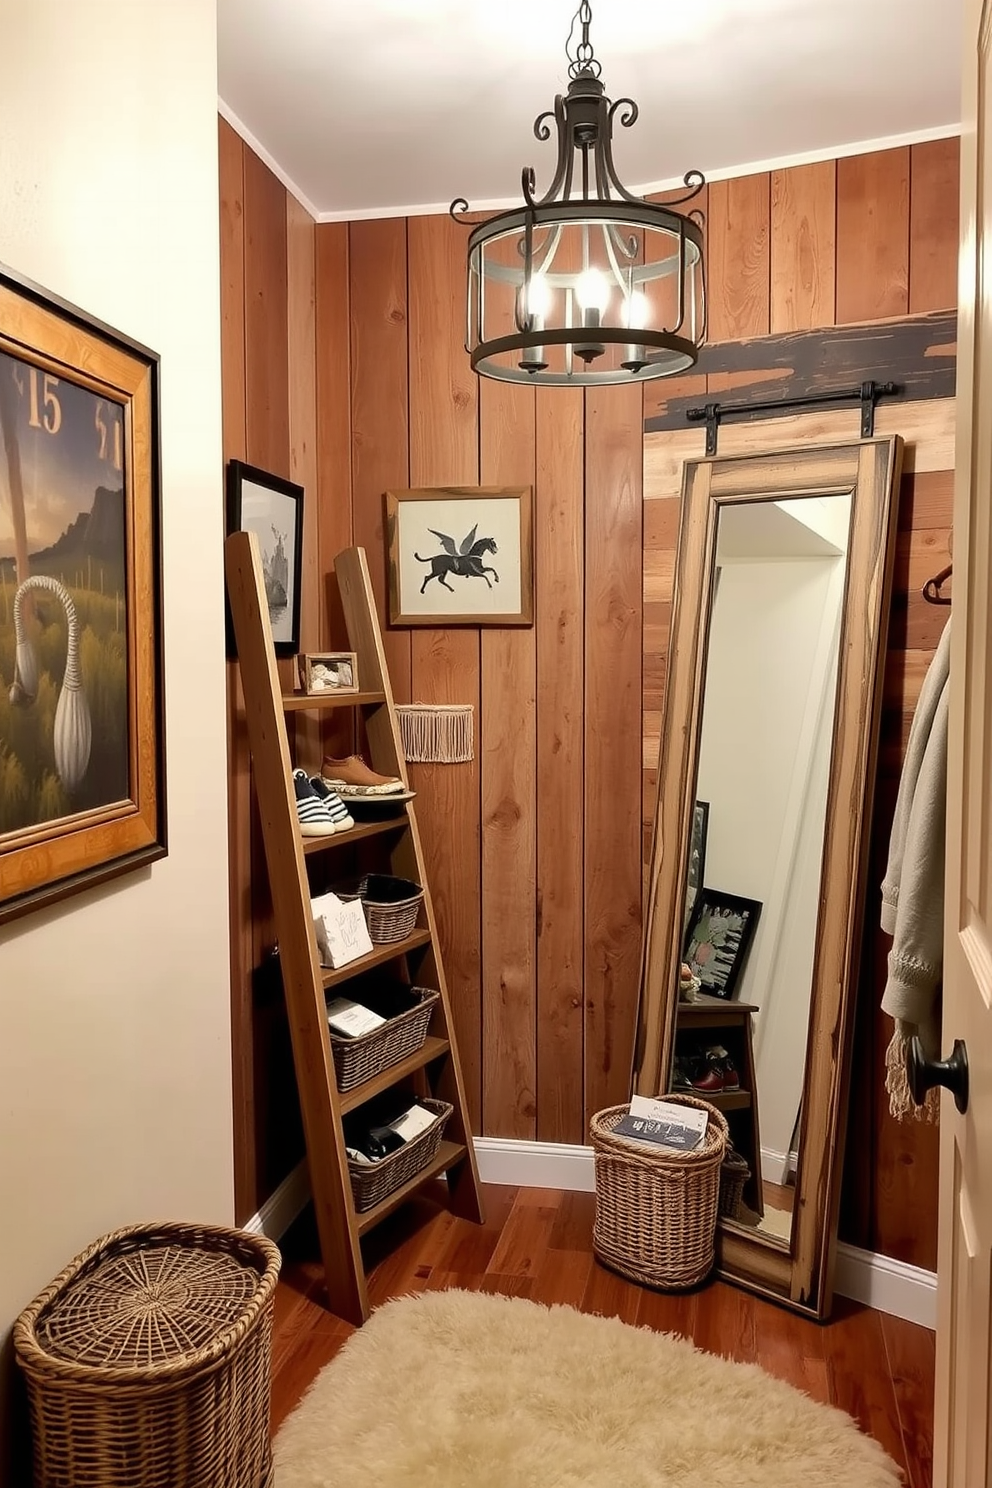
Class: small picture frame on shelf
682,888,762,1001
298,651,359,695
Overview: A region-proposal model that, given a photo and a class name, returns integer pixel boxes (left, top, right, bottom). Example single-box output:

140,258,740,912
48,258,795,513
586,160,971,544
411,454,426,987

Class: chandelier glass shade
452,4,706,386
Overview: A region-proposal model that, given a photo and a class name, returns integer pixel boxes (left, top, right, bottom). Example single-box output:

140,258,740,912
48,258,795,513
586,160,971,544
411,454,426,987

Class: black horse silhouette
415,526,500,593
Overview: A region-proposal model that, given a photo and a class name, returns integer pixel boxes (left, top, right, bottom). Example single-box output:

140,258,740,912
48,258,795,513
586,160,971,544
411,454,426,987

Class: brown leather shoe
321,755,405,795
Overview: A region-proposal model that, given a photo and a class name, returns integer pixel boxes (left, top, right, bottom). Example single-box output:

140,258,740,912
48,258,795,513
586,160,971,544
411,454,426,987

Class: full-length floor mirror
633,437,903,1317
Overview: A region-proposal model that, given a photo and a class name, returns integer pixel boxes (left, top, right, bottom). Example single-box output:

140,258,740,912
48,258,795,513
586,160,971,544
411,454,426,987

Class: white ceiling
217,0,962,222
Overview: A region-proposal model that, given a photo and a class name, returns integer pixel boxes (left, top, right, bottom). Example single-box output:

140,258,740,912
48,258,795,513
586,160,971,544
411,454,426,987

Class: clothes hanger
922,561,953,606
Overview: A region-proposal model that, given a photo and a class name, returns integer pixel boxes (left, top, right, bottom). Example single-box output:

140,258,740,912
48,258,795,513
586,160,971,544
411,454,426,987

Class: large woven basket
330,985,439,1092
589,1095,728,1291
338,874,424,945
347,1098,453,1212
718,1147,751,1220
13,1222,281,1488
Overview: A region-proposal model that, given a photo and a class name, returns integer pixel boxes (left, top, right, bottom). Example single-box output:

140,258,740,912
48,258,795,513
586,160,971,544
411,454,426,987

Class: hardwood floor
269,1181,934,1487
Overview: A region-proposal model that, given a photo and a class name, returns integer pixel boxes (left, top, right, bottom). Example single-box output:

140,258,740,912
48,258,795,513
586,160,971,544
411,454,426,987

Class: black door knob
907,1036,969,1115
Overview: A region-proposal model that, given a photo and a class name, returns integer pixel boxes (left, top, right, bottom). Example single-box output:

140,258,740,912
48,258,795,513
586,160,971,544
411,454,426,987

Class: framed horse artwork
385,485,533,627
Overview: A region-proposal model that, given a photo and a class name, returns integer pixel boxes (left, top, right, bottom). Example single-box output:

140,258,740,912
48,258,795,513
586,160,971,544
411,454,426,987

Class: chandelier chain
566,2,601,80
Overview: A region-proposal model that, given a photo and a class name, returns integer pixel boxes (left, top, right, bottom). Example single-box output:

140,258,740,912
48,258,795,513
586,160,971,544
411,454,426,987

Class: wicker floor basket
13,1222,281,1488
330,986,439,1092
339,874,424,945
589,1095,728,1291
718,1147,751,1220
347,1098,453,1212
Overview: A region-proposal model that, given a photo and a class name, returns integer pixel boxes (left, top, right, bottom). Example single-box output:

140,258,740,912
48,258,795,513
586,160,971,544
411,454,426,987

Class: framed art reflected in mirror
633,437,904,1318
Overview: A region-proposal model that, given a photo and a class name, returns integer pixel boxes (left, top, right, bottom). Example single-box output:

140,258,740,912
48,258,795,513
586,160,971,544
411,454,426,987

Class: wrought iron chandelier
451,2,706,386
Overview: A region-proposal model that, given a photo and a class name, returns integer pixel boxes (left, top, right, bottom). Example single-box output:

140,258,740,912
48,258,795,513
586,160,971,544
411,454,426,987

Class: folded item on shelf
343,1093,439,1163
311,890,373,968
326,997,386,1039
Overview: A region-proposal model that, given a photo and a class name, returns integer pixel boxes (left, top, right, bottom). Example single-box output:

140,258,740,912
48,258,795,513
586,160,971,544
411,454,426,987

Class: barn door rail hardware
686,379,902,456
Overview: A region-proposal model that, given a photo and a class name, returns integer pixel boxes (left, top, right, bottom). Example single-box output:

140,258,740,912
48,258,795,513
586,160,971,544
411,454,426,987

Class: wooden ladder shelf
225,532,484,1324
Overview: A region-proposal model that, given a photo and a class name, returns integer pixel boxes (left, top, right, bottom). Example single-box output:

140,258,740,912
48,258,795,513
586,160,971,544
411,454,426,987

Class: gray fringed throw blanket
880,617,951,1123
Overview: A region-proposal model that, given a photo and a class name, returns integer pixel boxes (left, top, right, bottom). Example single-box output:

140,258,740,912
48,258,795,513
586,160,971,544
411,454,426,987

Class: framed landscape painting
0,263,165,924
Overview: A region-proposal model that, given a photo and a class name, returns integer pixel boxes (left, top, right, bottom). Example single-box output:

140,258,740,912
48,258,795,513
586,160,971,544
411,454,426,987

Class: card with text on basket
613,1094,709,1153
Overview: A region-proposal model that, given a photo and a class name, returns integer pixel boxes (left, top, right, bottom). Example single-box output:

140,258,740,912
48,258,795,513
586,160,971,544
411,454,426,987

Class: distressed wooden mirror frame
632,437,903,1317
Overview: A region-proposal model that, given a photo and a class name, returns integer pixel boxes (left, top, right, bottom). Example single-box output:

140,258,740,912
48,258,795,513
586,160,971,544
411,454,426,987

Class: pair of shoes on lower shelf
293,769,355,837
321,754,405,797
674,1044,740,1095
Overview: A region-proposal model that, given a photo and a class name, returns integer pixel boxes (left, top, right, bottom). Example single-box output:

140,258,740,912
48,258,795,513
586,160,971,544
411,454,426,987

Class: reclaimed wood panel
242,146,297,1199
706,174,771,342
348,219,412,702
407,212,483,1132
836,149,910,323
770,160,836,332
480,380,538,1138
314,224,354,763
219,119,254,1222
243,151,291,477
643,313,956,434
643,280,952,1289
536,387,585,1143
910,137,961,314
287,194,320,769
585,385,644,1119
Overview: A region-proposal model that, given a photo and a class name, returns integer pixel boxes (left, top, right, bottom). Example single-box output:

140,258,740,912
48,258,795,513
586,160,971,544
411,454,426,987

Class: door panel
936,1,992,1482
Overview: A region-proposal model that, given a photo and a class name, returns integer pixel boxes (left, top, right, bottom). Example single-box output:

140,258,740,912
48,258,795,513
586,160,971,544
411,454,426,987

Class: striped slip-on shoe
293,768,338,837
309,775,355,833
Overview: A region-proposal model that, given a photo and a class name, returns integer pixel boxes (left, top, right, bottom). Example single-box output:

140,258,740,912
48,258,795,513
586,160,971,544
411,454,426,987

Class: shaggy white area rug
273,1289,902,1487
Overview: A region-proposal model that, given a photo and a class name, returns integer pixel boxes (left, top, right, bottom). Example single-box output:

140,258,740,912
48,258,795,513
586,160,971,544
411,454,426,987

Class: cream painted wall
0,1,232,1467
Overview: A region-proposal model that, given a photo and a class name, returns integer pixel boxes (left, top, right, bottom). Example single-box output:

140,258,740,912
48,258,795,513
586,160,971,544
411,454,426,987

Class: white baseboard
474,1135,597,1192
834,1242,937,1330
244,1139,937,1331
475,1136,937,1329
243,1158,310,1241
759,1145,791,1186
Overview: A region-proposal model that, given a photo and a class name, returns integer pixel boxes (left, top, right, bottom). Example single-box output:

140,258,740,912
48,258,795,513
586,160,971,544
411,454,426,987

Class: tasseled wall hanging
395,703,474,763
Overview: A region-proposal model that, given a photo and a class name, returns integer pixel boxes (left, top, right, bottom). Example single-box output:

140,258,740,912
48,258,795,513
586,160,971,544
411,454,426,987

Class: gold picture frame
297,650,359,695
385,485,534,627
0,262,165,924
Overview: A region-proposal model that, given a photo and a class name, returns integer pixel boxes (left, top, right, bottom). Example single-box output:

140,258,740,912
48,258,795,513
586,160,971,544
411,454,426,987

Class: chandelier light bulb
623,290,651,331
525,273,553,322
575,268,610,318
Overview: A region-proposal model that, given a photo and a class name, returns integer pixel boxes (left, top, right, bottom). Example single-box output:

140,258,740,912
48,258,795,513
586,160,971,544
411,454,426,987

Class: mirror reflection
671,492,852,1242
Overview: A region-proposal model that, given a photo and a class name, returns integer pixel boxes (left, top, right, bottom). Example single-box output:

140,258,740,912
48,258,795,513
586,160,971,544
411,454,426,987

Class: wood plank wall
219,120,642,1217
642,140,959,1271
220,118,957,1271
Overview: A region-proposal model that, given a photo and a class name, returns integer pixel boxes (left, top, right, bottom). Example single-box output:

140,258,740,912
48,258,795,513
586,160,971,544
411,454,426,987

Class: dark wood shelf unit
675,993,764,1216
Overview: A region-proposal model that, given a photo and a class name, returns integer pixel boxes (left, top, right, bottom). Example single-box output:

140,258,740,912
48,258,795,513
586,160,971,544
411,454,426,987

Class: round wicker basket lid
35,1242,261,1369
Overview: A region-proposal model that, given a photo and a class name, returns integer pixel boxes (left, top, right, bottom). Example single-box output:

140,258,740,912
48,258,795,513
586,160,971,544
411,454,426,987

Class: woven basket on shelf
330,986,439,1092
13,1222,281,1488
589,1094,728,1291
338,874,424,945
347,1098,453,1212
718,1147,751,1220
